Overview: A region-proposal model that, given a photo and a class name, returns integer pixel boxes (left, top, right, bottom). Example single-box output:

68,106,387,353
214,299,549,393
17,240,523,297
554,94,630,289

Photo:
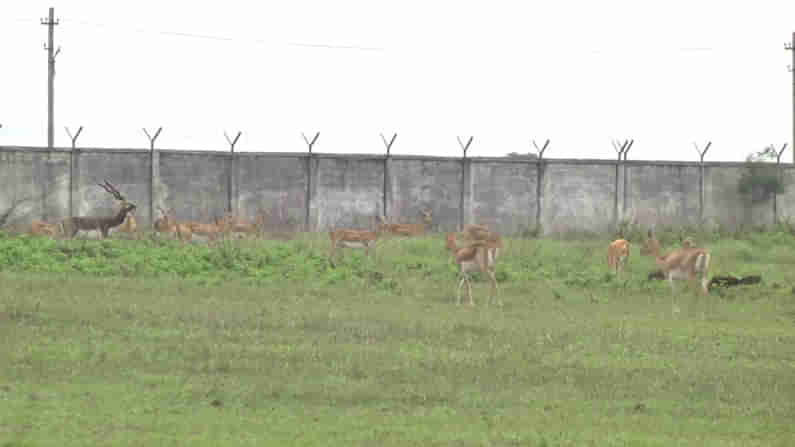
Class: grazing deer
154,207,192,244
328,228,380,267
607,239,630,276
640,229,661,256
29,220,58,238
446,232,500,306
376,209,431,237
117,207,137,239
644,231,712,295
219,212,261,239
62,180,137,239
185,218,223,243
462,224,503,263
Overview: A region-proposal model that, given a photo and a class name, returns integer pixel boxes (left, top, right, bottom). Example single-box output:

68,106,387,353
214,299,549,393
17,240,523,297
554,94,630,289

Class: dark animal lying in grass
647,270,761,290
708,275,762,289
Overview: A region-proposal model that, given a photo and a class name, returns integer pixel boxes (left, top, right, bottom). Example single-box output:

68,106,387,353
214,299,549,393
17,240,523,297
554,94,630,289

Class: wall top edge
0,146,792,168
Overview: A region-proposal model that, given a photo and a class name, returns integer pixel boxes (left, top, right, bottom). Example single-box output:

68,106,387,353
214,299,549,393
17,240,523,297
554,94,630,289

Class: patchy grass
1,231,795,445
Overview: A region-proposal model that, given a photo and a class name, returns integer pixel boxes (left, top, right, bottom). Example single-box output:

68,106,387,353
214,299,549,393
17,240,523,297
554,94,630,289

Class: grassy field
1,229,794,446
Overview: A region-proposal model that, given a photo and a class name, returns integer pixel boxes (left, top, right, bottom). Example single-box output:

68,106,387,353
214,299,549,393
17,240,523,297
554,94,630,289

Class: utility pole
41,7,60,149
787,33,794,163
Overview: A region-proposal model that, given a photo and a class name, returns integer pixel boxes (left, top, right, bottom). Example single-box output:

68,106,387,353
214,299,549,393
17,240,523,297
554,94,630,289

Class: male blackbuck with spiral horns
643,229,712,295
61,180,137,239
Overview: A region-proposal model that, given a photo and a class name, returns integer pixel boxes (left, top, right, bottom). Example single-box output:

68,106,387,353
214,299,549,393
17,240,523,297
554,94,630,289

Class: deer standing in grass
218,211,261,240
376,208,432,237
328,227,380,267
643,230,712,295
607,239,630,276
29,220,58,238
117,207,138,239
154,207,192,244
61,180,136,239
446,226,502,306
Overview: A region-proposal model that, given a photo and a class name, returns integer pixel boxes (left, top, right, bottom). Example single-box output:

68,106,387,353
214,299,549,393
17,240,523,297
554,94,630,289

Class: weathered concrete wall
388,157,463,232
235,153,307,228
2,146,794,235
311,155,384,230
74,149,150,222
0,148,70,226
775,167,795,223
158,151,229,222
624,163,701,228
468,160,536,234
703,163,773,229
540,160,616,235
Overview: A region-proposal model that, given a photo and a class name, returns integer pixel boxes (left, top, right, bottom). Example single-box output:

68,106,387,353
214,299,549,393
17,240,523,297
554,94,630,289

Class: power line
61,17,385,52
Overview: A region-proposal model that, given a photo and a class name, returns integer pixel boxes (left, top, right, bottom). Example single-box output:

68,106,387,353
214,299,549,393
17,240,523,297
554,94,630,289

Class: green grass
1,231,795,446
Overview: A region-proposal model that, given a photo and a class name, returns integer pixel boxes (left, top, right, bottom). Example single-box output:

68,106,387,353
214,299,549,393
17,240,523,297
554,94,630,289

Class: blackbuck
644,231,712,295
328,228,380,267
607,239,630,276
62,180,137,239
445,231,501,306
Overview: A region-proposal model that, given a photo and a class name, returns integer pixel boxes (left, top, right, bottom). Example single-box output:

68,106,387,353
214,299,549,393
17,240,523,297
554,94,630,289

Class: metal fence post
457,136,473,231
775,143,789,224
532,139,550,233
302,132,319,231
380,133,396,221
693,141,712,223
143,127,162,228
64,125,83,218
224,130,242,216
611,139,632,230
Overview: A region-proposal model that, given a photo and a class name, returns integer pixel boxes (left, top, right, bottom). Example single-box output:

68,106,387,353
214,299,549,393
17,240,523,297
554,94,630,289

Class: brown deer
29,220,58,238
643,230,711,295
218,211,261,240
154,207,193,244
607,239,630,276
62,180,137,239
446,231,501,306
116,207,138,239
376,209,432,237
640,229,661,256
328,228,380,267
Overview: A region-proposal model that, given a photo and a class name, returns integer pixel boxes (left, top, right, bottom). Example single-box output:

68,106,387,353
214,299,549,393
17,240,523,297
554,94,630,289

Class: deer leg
489,270,500,306
456,274,467,306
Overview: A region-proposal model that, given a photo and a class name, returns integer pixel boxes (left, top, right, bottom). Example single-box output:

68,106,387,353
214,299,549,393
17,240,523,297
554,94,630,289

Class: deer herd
21,180,715,304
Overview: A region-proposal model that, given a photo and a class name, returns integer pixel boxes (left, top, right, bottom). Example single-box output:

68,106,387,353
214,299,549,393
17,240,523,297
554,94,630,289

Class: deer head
98,179,133,207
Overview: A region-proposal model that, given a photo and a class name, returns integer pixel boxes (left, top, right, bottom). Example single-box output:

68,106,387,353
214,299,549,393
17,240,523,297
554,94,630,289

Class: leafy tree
737,145,786,203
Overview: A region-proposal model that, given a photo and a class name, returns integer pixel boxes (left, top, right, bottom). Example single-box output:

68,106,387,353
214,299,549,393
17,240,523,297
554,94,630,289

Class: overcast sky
1,0,794,161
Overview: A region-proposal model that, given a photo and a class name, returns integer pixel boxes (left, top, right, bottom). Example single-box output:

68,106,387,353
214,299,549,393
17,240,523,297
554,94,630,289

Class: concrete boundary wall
1,145,792,235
